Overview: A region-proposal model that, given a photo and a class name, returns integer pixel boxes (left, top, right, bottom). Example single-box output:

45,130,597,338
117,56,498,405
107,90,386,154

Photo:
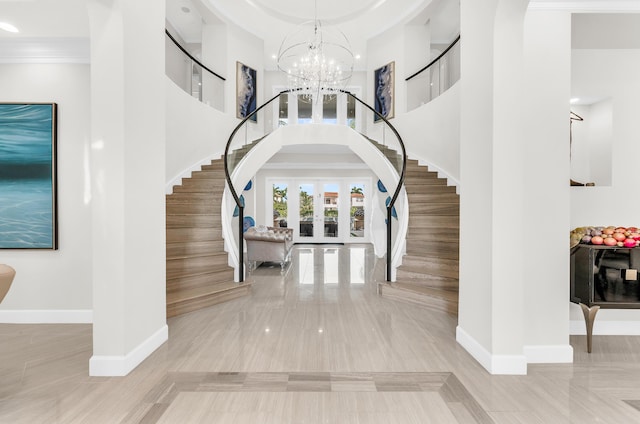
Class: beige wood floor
1,244,640,423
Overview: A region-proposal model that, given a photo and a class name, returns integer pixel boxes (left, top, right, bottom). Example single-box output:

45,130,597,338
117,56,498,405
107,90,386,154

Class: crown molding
529,1,640,12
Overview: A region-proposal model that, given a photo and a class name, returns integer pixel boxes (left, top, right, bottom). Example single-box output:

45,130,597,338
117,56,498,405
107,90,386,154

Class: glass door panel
298,96,312,124
323,95,337,124
299,183,314,238
272,183,288,228
350,183,365,238
347,95,356,129
323,183,339,238
278,93,288,127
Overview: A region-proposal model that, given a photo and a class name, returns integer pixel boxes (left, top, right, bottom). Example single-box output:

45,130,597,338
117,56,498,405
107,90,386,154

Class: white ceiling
3,0,640,65
167,0,461,71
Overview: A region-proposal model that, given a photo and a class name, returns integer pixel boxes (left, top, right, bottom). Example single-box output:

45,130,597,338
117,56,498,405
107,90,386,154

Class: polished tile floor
2,245,640,423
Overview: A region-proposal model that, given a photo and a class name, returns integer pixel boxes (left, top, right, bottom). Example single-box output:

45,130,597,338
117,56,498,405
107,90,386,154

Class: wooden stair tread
395,270,458,289
166,227,222,243
167,284,251,318
391,283,458,298
379,283,458,315
167,269,235,288
167,281,241,303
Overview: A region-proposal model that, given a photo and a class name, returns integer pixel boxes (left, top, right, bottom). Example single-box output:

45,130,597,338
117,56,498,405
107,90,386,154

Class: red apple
624,238,637,248
591,236,604,245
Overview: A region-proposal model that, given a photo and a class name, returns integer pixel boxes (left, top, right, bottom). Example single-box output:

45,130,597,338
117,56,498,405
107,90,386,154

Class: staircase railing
224,89,406,283
406,35,460,110
341,91,406,281
165,29,226,110
224,91,283,282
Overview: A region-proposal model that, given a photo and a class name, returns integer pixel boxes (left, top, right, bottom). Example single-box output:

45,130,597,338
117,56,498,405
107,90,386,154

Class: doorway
270,179,369,244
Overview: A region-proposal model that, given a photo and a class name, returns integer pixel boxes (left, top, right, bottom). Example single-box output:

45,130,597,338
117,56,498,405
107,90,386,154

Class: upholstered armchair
243,226,293,272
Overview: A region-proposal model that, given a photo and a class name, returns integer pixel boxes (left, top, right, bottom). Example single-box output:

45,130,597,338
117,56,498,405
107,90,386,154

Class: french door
270,179,368,243
298,181,341,243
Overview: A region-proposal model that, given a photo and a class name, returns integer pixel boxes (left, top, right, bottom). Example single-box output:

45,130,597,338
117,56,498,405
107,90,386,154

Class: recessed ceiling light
0,22,19,33
271,54,277,59
181,6,190,13
570,97,580,104
355,54,361,60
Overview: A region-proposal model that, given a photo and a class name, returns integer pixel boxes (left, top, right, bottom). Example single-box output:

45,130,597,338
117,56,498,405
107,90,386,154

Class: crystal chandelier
277,1,354,103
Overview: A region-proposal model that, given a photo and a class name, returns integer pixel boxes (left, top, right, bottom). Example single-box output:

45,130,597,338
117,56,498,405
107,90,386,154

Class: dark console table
571,245,640,352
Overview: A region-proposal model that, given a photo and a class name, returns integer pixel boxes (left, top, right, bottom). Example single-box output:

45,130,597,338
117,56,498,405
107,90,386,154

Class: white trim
456,326,528,375
0,309,92,323
570,319,640,335
89,325,168,377
528,1,640,12
523,345,574,364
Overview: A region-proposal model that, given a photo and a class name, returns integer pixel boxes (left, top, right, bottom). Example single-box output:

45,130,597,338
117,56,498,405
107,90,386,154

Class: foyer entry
270,179,369,244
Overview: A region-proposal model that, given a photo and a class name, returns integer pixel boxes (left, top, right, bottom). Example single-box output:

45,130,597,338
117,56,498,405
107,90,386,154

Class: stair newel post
386,206,392,282
239,206,244,283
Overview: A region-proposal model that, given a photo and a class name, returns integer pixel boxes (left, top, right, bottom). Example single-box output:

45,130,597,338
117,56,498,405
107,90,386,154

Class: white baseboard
523,344,573,363
456,326,527,375
0,309,92,323
89,324,168,377
570,320,640,335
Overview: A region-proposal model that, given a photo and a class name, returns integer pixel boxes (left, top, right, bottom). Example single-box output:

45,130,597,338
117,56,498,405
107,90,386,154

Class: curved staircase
166,158,251,317
379,159,459,315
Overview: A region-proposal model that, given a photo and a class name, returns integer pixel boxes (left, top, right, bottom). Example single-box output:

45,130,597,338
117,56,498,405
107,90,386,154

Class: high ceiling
3,0,640,65
166,0,461,70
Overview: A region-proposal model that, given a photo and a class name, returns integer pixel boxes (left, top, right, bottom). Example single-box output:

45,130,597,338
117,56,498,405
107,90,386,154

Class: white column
87,0,167,376
457,0,529,375
522,11,573,363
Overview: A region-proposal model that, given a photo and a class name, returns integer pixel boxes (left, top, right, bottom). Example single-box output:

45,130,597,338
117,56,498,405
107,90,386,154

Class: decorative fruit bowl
570,226,640,249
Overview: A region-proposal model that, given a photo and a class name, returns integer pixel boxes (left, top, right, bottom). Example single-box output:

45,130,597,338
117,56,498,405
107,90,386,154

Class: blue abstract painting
236,62,257,122
0,103,57,249
374,61,394,122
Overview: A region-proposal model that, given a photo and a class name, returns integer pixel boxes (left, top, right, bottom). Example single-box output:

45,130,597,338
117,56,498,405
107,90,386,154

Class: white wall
0,64,92,321
570,49,640,328
367,25,406,141
166,78,238,191
225,24,264,134
393,83,460,183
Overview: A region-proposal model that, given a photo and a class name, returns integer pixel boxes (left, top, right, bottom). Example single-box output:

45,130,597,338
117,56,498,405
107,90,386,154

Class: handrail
406,35,460,81
224,89,406,283
165,29,225,81
224,90,284,283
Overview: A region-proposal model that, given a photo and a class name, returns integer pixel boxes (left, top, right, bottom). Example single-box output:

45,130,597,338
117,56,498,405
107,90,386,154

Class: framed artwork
374,61,395,122
0,103,58,249
236,61,257,122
